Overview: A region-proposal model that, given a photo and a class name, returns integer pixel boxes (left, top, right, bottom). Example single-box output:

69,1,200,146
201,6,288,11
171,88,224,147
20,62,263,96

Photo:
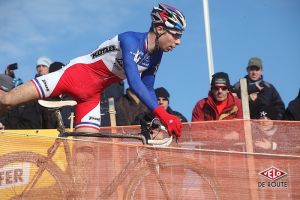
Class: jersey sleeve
119,34,159,111
141,67,158,103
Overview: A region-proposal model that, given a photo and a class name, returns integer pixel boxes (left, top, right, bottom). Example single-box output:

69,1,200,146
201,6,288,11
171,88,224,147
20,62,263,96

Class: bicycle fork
147,156,172,200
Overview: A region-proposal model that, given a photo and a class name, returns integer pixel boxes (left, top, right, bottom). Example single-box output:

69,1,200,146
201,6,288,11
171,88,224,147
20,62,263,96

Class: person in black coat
133,87,187,125
284,89,300,121
114,88,149,126
233,57,285,120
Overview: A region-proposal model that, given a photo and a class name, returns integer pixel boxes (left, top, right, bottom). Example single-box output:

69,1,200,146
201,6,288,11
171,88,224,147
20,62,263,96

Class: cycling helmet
151,3,186,34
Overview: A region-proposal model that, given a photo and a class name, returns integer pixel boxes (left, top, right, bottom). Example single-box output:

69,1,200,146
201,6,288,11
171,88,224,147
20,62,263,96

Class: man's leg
0,81,39,112
71,100,102,199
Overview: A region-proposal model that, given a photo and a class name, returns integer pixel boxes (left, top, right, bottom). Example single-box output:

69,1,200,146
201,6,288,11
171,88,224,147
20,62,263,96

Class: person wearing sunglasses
233,57,285,120
192,72,243,121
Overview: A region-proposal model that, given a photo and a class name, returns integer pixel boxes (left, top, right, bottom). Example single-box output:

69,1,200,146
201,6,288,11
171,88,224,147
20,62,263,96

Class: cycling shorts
32,60,121,130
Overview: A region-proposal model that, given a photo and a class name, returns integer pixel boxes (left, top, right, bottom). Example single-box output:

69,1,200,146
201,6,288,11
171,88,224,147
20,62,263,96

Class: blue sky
0,0,299,120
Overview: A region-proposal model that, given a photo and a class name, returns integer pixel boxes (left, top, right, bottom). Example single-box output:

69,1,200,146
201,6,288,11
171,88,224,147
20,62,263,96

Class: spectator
233,57,285,120
192,72,243,121
35,56,52,77
155,87,187,122
253,107,300,154
134,87,187,125
113,88,149,126
284,89,300,121
254,108,278,151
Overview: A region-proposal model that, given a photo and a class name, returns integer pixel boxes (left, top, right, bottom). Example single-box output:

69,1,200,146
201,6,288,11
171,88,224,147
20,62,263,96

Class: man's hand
153,106,182,138
255,82,264,91
249,92,258,101
255,138,272,150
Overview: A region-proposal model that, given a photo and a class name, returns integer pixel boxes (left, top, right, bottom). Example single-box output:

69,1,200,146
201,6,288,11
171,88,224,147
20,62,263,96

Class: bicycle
0,100,221,200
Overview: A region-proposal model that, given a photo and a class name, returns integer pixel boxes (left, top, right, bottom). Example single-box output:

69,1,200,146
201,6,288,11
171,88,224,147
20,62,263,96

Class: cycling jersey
32,32,163,130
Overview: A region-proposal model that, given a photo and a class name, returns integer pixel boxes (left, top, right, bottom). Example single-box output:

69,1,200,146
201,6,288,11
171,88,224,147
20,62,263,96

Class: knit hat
211,72,231,87
49,62,65,73
247,57,262,69
0,74,14,92
155,87,170,101
36,56,52,68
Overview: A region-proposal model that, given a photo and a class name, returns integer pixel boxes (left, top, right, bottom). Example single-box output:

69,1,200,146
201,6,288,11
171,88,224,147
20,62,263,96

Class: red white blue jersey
32,31,163,130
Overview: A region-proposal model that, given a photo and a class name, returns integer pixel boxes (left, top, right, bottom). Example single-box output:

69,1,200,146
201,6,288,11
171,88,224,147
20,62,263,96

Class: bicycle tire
124,156,221,200
0,152,71,200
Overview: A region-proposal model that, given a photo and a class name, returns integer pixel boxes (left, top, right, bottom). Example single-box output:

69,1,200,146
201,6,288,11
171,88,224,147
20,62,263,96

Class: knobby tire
124,156,221,200
0,152,70,200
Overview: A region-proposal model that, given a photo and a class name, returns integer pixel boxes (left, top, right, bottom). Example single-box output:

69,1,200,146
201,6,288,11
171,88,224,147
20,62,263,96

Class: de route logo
258,166,288,188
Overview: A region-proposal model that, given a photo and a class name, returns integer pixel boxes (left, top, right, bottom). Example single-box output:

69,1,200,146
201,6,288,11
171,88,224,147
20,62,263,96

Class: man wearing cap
192,72,243,121
35,56,52,77
233,57,285,120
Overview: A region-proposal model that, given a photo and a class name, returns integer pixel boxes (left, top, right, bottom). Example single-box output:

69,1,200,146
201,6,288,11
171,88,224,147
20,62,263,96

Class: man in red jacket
192,72,243,121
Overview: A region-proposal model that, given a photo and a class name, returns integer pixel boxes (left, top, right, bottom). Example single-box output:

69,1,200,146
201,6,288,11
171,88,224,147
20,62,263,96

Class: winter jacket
0,102,43,129
233,76,285,120
114,90,149,126
285,89,300,121
192,91,243,121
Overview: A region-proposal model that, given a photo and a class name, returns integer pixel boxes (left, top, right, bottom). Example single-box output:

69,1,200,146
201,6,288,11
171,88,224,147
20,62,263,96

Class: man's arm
119,34,182,137
120,37,158,111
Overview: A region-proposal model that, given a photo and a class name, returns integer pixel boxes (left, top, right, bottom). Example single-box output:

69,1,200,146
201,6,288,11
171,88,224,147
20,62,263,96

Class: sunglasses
166,29,182,39
157,97,168,101
213,86,228,91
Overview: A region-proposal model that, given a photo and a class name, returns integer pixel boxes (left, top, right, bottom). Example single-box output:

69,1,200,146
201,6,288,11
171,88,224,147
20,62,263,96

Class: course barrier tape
0,120,299,199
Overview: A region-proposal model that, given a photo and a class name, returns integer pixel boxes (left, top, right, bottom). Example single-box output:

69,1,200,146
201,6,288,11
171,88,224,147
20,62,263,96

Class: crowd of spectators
0,56,299,130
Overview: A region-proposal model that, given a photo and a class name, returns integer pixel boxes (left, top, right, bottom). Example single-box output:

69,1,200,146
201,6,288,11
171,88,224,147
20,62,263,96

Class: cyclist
0,3,186,138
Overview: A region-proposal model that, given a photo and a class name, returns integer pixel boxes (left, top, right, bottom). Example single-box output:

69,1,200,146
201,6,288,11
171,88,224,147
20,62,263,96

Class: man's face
157,26,182,52
247,66,262,81
157,97,169,110
212,84,229,102
36,65,49,76
258,117,276,136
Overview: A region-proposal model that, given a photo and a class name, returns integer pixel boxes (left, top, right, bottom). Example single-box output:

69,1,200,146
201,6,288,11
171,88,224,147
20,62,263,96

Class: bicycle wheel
0,152,71,200
124,156,221,200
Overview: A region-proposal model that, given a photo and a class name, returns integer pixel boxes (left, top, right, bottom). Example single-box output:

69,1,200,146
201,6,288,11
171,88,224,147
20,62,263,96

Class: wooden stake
240,78,258,199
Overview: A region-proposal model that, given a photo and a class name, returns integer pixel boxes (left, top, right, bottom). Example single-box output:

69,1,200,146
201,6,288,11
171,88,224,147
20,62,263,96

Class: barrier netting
0,119,299,199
